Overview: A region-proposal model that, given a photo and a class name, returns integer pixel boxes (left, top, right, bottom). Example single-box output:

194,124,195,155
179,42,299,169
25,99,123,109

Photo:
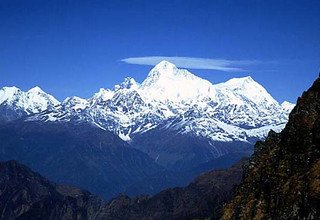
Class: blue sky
0,0,319,103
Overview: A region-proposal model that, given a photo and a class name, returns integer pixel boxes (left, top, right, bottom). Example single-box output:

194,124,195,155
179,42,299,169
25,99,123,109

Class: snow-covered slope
211,76,288,128
0,86,60,112
25,87,60,112
281,101,295,114
2,61,295,145
0,86,60,121
215,76,278,106
139,61,217,103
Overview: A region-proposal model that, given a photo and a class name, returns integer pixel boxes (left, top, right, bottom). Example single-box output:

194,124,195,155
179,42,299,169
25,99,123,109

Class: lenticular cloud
121,56,260,72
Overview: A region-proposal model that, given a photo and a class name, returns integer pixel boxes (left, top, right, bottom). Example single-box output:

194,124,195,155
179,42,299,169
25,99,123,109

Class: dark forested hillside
0,159,245,220
0,121,162,200
98,159,245,220
0,160,104,220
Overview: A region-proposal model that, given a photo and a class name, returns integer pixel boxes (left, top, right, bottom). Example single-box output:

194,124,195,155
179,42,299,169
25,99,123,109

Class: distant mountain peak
215,75,278,106
0,86,20,95
0,86,21,104
142,61,179,84
1,86,20,92
216,76,256,88
235,76,254,85
63,96,87,104
1,66,293,146
63,96,88,110
281,100,294,107
139,61,216,102
91,88,114,102
115,77,139,91
153,60,177,70
99,88,110,93
281,101,295,113
27,86,45,94
142,60,192,84
216,76,265,93
0,86,59,121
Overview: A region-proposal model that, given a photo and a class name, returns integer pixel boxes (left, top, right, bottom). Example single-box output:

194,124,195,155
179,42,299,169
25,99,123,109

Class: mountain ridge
0,120,163,199
1,61,295,171
0,158,246,220
0,74,319,220
0,61,294,140
0,86,59,122
0,159,105,220
222,76,320,219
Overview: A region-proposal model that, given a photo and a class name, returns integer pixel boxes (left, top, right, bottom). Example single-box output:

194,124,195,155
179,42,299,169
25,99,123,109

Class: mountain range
0,74,318,219
0,61,294,167
2,62,294,142
0,61,295,198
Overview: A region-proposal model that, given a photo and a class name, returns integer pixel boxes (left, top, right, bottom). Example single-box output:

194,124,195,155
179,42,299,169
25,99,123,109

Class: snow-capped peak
281,101,295,113
63,96,88,110
27,86,45,94
24,87,60,113
219,76,254,86
26,86,59,105
281,101,294,108
91,88,114,102
1,62,293,146
139,60,217,103
63,96,86,104
0,85,60,117
141,61,195,87
215,76,258,89
1,86,20,92
0,86,21,104
153,60,177,72
115,77,139,91
215,76,278,106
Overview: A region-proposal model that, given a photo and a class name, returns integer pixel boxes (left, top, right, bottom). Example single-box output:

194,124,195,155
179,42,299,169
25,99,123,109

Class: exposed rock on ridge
222,77,320,219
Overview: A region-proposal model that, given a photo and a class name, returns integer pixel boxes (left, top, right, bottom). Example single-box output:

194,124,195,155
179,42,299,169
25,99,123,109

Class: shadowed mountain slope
0,121,162,200
0,160,104,220
223,77,320,219
94,159,246,220
0,158,246,220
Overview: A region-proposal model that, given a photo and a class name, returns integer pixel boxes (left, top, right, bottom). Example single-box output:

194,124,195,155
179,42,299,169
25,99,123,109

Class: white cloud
121,56,260,72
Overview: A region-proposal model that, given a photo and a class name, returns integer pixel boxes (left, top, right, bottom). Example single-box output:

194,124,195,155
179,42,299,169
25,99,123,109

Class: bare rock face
222,77,320,219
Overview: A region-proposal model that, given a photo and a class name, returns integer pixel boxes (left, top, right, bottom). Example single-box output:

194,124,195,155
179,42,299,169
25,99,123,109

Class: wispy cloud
121,56,261,72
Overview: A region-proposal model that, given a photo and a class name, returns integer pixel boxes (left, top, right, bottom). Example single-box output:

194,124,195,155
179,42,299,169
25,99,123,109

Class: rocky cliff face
222,77,320,219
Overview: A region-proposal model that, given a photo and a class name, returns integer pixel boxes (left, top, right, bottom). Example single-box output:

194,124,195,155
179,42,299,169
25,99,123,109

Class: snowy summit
1,61,295,145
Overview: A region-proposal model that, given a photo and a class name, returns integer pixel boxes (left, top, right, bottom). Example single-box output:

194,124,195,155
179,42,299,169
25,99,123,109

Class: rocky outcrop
222,77,320,219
